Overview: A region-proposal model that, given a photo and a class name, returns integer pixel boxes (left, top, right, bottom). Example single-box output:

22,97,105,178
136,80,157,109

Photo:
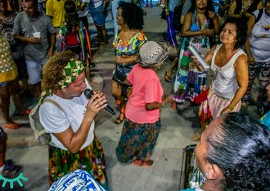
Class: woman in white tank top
191,18,249,141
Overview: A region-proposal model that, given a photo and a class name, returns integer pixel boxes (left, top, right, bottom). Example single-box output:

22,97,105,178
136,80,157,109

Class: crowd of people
0,0,269,190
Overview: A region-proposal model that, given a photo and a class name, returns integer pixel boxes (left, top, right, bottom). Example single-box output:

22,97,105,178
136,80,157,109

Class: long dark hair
205,112,270,190
188,0,215,43
189,0,215,24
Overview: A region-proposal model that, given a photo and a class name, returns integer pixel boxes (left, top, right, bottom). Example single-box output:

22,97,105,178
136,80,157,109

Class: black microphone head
84,89,93,99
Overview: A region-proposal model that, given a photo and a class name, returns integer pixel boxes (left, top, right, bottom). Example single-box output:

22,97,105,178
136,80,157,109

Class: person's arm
181,0,192,24
209,11,219,34
182,12,214,37
122,78,132,86
228,0,242,18
244,0,264,18
53,92,107,153
79,2,87,11
115,55,139,64
192,45,216,71
221,54,249,114
14,35,40,44
145,94,173,110
257,0,264,9
47,33,56,58
164,0,169,16
18,0,22,12
13,13,40,44
13,14,41,44
102,0,110,14
45,0,54,19
244,15,256,64
45,0,53,18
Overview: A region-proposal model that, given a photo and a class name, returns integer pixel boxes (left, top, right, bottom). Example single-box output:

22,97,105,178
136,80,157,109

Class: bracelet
227,104,234,111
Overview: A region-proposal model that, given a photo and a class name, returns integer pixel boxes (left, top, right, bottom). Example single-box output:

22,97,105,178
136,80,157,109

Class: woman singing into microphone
39,51,109,190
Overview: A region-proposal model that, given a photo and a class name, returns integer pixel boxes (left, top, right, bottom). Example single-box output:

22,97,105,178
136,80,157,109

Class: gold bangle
227,104,234,111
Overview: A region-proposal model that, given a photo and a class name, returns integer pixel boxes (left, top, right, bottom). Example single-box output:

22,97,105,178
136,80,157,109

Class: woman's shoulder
234,50,248,67
134,30,147,40
235,48,247,58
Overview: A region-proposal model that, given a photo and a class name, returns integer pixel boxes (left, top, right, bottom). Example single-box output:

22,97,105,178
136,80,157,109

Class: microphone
188,45,210,69
84,89,116,115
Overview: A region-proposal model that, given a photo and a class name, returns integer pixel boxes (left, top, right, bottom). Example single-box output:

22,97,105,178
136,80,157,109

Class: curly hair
205,112,270,190
117,1,144,30
41,51,77,91
220,18,247,50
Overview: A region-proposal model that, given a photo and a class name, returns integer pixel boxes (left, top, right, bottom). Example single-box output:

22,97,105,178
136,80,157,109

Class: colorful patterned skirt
173,69,207,103
116,118,161,163
48,135,109,190
199,89,241,122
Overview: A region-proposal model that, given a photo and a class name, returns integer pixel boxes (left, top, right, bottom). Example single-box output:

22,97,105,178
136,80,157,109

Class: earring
202,172,209,182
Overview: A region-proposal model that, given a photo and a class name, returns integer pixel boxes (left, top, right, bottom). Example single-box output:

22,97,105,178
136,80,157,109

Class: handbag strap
218,47,240,69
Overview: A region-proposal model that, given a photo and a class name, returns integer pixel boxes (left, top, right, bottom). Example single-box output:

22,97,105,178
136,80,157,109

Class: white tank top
250,9,270,62
211,44,246,99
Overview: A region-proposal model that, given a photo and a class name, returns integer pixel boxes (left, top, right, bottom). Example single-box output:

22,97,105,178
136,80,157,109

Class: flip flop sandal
164,71,171,82
114,112,125,124
133,159,154,167
133,159,144,166
170,101,177,110
2,123,20,129
142,160,154,167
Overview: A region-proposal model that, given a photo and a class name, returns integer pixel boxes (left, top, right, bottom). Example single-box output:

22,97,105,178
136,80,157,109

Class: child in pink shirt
116,41,172,166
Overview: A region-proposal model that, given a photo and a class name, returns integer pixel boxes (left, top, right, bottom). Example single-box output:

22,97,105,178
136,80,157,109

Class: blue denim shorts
25,59,47,84
89,4,108,26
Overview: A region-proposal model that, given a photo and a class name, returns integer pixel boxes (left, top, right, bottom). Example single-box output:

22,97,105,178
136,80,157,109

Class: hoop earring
202,172,209,182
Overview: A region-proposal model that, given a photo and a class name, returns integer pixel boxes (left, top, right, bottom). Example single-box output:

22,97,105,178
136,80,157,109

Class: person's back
125,64,163,124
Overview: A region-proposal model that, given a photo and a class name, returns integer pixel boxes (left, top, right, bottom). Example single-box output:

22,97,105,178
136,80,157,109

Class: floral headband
39,58,84,103
58,59,85,89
